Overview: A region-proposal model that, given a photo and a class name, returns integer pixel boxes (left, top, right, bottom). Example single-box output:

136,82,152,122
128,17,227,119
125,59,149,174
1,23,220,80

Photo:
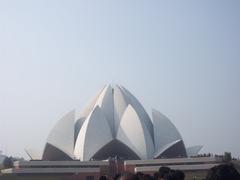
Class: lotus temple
26,84,202,161
3,85,227,180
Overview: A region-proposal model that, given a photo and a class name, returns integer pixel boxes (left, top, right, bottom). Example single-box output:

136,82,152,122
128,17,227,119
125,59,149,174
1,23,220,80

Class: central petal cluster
38,85,193,161
74,84,155,160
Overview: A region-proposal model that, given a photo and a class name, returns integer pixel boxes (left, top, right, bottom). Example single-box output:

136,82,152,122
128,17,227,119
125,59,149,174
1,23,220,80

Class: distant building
1,157,224,180
1,160,109,179
26,84,202,161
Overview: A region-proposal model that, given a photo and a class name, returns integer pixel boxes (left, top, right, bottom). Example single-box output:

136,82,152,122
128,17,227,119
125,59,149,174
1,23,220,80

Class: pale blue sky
0,0,240,158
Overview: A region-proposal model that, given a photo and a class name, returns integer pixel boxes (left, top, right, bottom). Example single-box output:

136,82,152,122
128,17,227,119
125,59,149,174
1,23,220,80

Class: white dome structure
29,84,202,161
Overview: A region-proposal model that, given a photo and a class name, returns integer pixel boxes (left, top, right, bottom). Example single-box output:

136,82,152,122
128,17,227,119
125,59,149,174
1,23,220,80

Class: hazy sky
0,0,240,159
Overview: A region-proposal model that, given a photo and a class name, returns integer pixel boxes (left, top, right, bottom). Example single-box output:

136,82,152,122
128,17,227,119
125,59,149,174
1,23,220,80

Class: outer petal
117,105,154,159
42,143,73,160
74,85,105,142
25,149,42,160
152,109,186,155
119,85,154,140
74,106,113,161
74,85,112,143
187,145,203,157
154,139,187,158
43,110,75,160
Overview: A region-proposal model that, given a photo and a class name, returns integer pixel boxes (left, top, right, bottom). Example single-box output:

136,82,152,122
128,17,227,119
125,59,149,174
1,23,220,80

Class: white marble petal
117,105,154,159
78,86,105,118
45,110,75,159
94,85,114,136
152,109,183,153
113,85,128,136
74,106,113,161
154,139,182,158
187,145,203,157
119,85,154,140
25,149,42,160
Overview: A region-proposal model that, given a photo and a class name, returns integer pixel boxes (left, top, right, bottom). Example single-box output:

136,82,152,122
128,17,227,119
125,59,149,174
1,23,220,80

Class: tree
2,156,13,169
